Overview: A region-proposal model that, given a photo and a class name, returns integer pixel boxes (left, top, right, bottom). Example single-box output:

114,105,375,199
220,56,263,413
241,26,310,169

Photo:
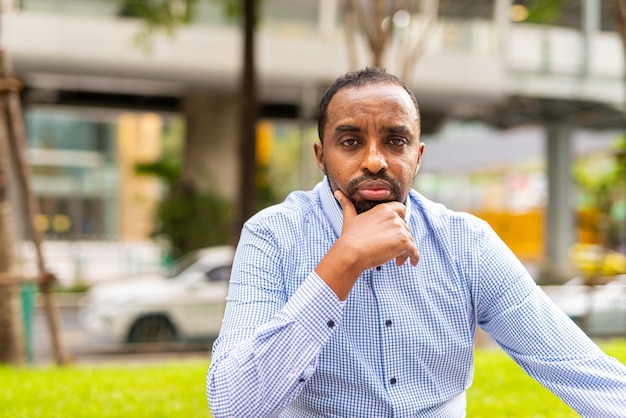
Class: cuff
282,271,345,346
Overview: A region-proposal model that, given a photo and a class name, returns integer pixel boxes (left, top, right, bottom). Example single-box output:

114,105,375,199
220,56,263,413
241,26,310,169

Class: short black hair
317,67,420,142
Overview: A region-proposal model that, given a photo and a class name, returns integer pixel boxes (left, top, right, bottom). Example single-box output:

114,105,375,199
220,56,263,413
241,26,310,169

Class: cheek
325,164,343,180
396,162,419,184
323,153,343,174
324,161,352,188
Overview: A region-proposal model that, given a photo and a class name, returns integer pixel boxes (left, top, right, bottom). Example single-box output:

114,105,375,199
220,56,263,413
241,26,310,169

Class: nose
361,143,388,174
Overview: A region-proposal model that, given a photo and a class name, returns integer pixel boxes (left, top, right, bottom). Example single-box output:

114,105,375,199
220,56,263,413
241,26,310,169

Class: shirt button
327,320,335,328
385,319,392,327
376,266,382,271
390,377,397,385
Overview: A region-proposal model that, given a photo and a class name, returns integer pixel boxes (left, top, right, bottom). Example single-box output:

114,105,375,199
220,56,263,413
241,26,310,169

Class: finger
334,190,357,222
396,247,420,267
381,201,406,221
395,254,409,266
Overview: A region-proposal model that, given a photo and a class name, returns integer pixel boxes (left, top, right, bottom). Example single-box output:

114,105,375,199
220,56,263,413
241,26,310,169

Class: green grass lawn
1,358,213,418
1,339,625,417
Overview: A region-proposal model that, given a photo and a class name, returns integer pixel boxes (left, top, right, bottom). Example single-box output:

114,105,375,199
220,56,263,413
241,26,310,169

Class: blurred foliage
115,0,249,22
112,0,257,51
525,0,569,25
156,186,232,259
135,117,232,259
136,158,233,259
52,281,91,293
115,0,201,51
118,0,199,23
574,136,626,250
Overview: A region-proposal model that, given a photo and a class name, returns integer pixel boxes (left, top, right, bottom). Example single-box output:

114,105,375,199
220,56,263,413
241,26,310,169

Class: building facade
3,0,624,284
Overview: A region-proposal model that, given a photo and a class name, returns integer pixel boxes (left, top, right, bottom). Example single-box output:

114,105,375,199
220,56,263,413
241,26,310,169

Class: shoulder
238,188,331,265
245,189,322,235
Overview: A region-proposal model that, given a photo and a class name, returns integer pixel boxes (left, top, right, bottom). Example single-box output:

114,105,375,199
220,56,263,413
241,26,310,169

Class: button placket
374,265,403,391
384,317,396,388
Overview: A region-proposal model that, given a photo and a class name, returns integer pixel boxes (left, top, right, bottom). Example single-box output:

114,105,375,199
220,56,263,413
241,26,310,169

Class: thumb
334,189,357,223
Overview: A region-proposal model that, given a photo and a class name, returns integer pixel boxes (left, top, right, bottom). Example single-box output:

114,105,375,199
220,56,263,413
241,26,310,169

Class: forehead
327,83,418,124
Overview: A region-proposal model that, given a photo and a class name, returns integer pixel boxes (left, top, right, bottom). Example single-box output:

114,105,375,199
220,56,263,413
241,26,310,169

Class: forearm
207,320,321,417
485,286,626,416
315,241,362,300
207,272,344,417
514,347,626,416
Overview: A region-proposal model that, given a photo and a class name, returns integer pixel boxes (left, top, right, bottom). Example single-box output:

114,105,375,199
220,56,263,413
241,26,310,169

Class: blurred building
3,0,624,283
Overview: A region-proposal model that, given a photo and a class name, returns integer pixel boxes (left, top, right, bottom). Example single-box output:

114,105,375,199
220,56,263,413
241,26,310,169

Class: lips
356,181,392,201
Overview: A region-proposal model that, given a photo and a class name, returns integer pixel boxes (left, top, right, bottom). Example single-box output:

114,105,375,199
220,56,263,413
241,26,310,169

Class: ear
414,143,425,175
417,143,425,165
314,142,326,174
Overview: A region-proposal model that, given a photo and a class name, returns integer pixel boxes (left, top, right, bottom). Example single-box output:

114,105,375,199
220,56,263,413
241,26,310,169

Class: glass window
25,108,119,239
206,265,232,283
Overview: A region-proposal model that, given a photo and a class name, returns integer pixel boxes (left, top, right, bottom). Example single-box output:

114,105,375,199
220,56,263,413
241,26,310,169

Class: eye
341,138,359,147
388,137,407,147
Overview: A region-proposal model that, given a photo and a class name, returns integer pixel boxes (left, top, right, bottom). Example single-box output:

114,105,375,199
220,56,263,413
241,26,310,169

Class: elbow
207,363,282,418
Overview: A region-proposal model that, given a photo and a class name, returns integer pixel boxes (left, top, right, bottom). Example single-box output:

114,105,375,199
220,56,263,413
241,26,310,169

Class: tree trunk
0,82,24,365
234,0,258,241
342,0,442,74
399,0,442,85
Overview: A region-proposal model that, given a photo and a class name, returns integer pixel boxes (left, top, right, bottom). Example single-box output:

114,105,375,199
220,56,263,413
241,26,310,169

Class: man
207,67,626,417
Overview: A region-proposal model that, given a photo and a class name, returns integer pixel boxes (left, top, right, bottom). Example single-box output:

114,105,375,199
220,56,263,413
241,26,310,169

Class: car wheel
127,315,177,343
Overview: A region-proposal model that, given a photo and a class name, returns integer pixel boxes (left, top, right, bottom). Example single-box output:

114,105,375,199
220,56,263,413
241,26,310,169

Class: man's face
314,83,424,213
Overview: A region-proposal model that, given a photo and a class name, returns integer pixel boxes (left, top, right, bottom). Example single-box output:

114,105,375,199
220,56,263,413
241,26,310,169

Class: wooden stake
0,48,70,366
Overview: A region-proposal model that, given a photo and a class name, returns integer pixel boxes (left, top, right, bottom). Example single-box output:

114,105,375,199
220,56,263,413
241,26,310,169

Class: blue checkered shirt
207,178,626,417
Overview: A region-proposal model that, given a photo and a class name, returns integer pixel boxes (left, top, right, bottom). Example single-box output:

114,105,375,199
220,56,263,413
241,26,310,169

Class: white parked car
79,246,234,344
541,275,626,337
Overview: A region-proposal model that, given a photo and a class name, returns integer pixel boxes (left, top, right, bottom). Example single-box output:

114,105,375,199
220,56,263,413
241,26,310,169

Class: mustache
345,173,402,197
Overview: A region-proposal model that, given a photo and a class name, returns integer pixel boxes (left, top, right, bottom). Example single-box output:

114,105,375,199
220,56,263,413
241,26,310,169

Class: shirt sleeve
476,226,626,416
206,222,345,418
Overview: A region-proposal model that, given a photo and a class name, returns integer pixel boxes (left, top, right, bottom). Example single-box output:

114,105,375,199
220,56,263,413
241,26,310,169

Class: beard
342,172,405,214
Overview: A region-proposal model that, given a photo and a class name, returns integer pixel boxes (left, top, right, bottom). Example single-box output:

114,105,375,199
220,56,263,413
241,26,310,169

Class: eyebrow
335,125,360,133
334,125,412,134
387,125,411,135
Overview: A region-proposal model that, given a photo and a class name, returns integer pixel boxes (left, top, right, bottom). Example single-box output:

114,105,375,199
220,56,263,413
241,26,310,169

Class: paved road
29,294,211,366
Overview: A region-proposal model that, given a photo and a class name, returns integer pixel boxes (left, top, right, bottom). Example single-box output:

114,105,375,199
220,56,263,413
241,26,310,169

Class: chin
352,199,384,214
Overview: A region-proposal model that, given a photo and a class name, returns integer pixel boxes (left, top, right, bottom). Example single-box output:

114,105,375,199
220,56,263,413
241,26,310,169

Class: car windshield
166,251,204,278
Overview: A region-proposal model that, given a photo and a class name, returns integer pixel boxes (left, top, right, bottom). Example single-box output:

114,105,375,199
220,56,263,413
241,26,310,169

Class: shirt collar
317,176,412,238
